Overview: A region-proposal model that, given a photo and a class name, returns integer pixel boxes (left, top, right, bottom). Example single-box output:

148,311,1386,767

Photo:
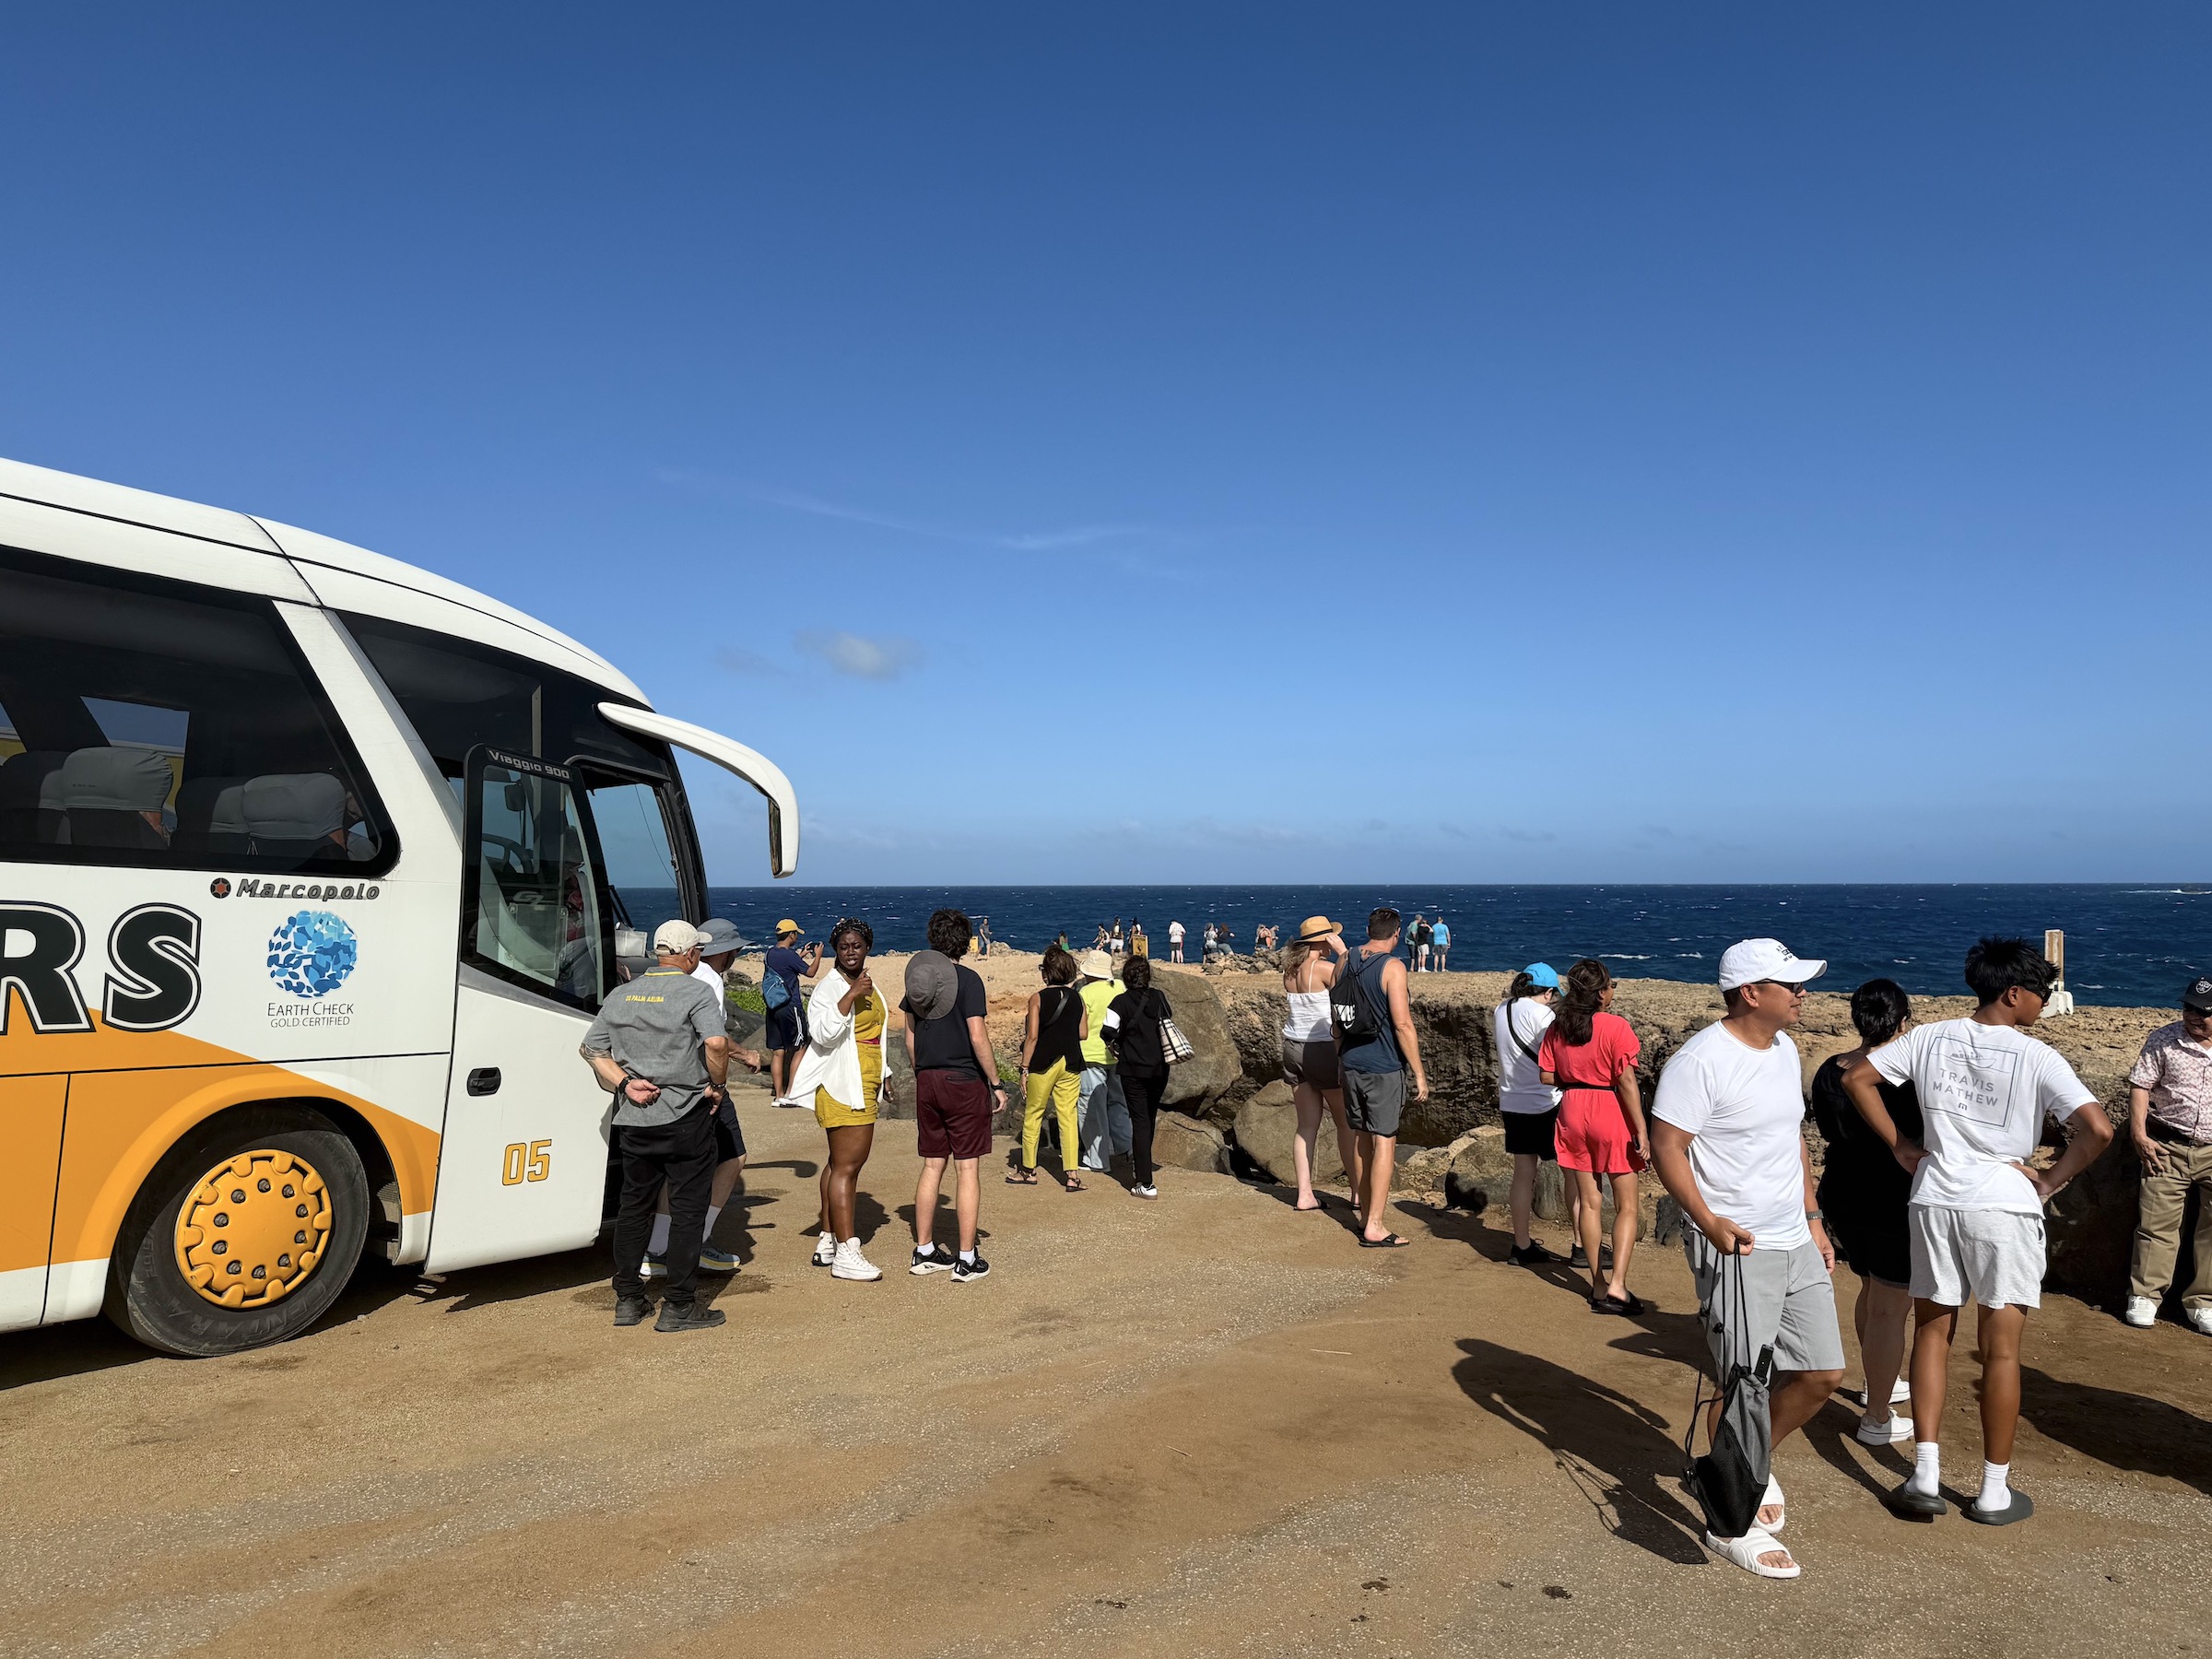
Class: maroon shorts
915,1070,994,1160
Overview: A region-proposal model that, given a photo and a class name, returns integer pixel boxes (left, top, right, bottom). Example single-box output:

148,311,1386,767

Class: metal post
2043,928,2075,1017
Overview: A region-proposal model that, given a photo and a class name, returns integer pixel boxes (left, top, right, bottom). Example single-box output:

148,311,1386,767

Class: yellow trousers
1022,1060,1082,1171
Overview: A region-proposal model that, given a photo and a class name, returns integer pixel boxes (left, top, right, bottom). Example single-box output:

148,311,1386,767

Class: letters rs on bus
0,901,202,1035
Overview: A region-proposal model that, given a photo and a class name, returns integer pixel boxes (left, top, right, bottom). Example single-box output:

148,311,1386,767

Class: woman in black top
1013,946,1090,1190
1103,954,1171,1199
1807,977,1923,1447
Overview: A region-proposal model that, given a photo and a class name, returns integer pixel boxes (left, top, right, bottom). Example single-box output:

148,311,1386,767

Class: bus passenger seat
63,747,174,849
173,776,251,860
242,771,347,863
0,750,72,846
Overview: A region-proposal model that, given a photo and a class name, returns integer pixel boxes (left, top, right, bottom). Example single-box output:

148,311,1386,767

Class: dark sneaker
1568,1245,1614,1271
653,1300,727,1333
950,1254,992,1284
613,1294,650,1327
1507,1242,1558,1267
910,1246,955,1276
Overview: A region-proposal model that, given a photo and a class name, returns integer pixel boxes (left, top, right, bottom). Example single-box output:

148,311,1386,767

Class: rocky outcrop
1152,1112,1230,1174
1149,968,1246,1114
1232,1080,1343,1186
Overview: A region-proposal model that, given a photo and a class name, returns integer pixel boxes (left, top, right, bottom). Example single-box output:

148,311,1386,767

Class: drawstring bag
1683,1244,1773,1539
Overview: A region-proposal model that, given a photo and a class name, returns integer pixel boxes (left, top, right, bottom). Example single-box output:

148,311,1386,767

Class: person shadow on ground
2018,1364,2212,1499
1453,1335,1709,1565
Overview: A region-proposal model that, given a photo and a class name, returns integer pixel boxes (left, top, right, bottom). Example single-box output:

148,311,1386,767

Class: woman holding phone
792,918,888,1281
1538,958,1649,1313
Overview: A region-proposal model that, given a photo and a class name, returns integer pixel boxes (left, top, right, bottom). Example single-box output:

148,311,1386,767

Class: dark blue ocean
662,885,2212,1011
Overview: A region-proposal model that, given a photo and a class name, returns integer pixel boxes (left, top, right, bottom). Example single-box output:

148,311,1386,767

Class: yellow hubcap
174,1150,333,1310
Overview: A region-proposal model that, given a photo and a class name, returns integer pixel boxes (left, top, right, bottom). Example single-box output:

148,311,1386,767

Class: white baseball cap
653,919,704,954
1717,937,1826,992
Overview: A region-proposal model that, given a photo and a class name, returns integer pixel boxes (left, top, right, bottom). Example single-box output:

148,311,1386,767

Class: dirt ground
5,1088,2209,1659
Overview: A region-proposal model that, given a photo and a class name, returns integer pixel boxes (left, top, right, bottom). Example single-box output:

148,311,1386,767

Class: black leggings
1122,1067,1167,1186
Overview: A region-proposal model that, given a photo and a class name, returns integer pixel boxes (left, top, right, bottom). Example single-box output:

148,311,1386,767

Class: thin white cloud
795,629,923,680
655,467,1150,554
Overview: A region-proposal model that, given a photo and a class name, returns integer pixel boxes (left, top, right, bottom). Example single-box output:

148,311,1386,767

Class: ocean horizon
650,883,2212,1011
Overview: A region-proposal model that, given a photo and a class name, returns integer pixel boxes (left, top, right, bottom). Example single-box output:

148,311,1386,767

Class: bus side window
461,749,606,1009
0,551,393,875
584,777,683,962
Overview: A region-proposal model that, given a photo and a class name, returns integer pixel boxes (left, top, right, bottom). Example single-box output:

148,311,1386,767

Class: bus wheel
108,1106,371,1358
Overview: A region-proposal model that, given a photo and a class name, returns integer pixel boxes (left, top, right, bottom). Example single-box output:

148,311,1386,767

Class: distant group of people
1488,932,2127,1579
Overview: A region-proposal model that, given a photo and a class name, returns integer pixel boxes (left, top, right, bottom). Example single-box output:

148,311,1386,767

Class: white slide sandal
1705,1526,1800,1579
1760,1475,1785,1533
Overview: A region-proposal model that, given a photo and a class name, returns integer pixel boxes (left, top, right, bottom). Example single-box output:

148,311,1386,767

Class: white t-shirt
692,962,727,1002
1653,1021,1810,1252
1495,999,1560,1114
1868,1017,2096,1213
1169,923,1184,944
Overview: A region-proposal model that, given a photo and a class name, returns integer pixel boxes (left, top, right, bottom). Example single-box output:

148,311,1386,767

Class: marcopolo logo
266,910,359,1027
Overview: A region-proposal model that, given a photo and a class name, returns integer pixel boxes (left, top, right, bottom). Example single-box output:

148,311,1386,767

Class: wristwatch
1805,1207,1825,1221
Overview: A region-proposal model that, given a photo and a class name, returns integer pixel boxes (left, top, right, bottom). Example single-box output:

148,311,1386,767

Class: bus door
424,747,611,1272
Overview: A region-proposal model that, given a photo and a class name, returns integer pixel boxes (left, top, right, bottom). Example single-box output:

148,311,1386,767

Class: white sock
914,1241,936,1256
647,1213,672,1256
1978,1460,2011,1511
703,1205,722,1240
959,1248,976,1265
1908,1441,1940,1497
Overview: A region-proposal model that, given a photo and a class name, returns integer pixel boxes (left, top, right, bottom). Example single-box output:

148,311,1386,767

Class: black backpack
1330,950,1386,1044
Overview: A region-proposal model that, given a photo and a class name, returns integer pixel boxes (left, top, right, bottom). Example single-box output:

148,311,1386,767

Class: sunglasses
1753,979,1809,994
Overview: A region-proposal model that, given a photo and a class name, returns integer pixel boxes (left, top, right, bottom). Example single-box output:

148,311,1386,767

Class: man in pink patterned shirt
2125,977,2212,1334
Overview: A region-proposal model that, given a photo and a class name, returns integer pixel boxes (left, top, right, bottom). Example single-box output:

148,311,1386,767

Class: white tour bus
0,456,795,1357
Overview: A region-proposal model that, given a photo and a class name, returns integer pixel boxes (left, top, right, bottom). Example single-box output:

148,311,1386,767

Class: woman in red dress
1538,959,1651,1314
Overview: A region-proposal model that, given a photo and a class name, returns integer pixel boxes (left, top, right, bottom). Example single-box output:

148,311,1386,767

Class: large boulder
1232,1080,1343,1186
1442,1127,1515,1214
1151,970,1242,1112
1152,1111,1230,1174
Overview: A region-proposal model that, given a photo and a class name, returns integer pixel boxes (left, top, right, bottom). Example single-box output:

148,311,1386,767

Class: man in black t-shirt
901,909,1006,1283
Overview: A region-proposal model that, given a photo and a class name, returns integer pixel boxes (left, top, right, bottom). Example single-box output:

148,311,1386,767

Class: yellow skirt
815,1042,883,1129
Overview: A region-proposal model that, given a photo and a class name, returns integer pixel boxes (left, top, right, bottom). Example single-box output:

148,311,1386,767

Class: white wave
1600,953,1654,959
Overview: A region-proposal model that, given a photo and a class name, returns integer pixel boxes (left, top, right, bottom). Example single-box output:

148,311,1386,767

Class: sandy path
3,1093,2207,1657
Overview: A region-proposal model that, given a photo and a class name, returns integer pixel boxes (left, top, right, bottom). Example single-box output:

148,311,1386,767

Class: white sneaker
811,1231,837,1266
2124,1295,2159,1328
1131,1184,1159,1200
830,1238,882,1281
1854,1378,1912,1406
639,1253,668,1280
2185,1305,2212,1336
1856,1411,1915,1446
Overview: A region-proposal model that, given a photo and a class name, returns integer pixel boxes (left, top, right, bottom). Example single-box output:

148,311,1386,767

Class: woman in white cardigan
791,919,888,1281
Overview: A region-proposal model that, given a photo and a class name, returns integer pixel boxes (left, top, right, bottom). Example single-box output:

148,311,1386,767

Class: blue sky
3,6,2205,886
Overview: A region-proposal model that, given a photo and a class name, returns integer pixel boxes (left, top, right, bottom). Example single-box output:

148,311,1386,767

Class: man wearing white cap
580,920,734,1333
1652,938,1842,1579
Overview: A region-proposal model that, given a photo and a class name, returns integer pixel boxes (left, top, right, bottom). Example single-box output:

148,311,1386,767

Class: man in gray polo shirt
582,919,733,1332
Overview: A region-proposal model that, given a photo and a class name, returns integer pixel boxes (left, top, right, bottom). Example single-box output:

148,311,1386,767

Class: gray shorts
1341,1067,1406,1137
1280,1037,1341,1091
1684,1232,1845,1378
1909,1205,2044,1310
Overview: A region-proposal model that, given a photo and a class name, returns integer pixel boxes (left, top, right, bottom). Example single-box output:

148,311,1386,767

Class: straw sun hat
1296,915,1342,941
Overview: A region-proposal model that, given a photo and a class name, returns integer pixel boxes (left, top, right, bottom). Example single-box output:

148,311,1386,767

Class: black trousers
1122,1067,1167,1186
612,1105,716,1305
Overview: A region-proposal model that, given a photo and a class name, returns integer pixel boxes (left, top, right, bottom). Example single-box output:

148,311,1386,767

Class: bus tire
106,1105,371,1358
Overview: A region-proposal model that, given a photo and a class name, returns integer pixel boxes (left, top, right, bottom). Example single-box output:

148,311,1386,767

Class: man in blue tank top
1334,907,1430,1247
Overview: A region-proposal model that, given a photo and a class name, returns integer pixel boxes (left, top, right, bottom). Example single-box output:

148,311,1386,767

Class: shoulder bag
1155,990,1194,1065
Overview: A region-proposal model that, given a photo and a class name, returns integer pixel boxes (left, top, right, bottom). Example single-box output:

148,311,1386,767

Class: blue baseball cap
1524,962,1561,990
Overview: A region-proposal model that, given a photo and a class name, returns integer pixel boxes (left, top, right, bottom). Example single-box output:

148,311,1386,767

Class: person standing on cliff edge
1331,907,1428,1247
1652,937,1839,1578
